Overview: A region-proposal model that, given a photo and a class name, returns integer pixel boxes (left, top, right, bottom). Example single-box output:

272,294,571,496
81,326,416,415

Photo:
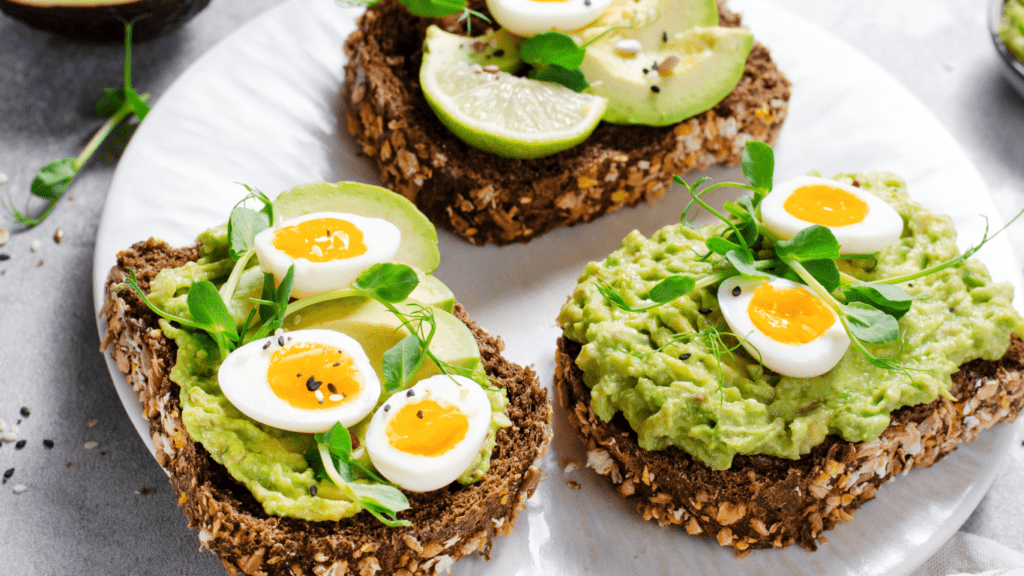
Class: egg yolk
748,282,835,345
272,217,367,263
385,399,469,458
783,184,869,227
267,343,362,410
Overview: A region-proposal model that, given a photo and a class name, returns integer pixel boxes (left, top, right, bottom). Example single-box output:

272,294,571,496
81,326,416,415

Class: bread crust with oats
554,334,1024,553
101,238,552,576
343,0,791,245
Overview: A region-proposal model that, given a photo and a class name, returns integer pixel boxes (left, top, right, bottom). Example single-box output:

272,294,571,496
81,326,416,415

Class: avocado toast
344,0,790,245
554,149,1024,553
101,183,551,575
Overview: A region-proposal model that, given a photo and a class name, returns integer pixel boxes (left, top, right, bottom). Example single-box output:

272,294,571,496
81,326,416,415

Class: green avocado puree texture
558,173,1024,471
1001,0,1024,64
148,225,508,522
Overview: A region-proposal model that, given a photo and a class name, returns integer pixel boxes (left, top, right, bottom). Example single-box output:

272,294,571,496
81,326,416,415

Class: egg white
365,375,492,492
217,329,381,433
760,176,904,255
486,0,613,37
254,212,401,299
717,276,850,379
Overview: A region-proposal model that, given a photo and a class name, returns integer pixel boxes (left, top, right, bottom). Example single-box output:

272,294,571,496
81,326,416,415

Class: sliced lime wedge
420,26,608,160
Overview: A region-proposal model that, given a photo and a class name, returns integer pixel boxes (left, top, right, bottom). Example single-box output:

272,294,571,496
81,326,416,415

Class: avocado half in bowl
990,0,1024,99
0,0,211,42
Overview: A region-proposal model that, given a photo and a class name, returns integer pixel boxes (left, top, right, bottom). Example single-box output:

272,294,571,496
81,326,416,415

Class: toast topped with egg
554,148,1024,552
344,0,790,245
101,182,551,575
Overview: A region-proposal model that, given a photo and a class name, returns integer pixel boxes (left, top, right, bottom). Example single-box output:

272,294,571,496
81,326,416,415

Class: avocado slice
274,182,441,275
573,0,718,47
582,26,753,126
289,297,482,388
0,0,210,41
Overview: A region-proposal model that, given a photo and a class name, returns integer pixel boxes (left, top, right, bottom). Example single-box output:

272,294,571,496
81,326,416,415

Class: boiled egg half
718,276,850,378
254,212,401,298
218,329,381,433
760,176,903,255
365,374,492,492
486,0,613,37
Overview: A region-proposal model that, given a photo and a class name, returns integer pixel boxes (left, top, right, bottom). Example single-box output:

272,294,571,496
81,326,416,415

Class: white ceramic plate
92,0,1024,574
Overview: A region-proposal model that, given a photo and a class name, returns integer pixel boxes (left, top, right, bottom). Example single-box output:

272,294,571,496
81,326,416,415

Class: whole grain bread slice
554,334,1024,554
101,238,552,576
343,0,791,245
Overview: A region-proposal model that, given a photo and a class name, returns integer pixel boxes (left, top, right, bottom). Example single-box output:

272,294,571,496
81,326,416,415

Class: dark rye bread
343,0,791,246
101,238,552,576
555,334,1024,554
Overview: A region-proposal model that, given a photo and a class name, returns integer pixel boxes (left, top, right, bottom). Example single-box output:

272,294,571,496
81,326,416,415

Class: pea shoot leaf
96,88,126,117
521,32,586,69
228,207,270,261
125,88,150,121
247,265,295,343
316,422,353,462
382,335,424,397
187,280,239,356
31,158,78,200
844,302,900,344
399,0,464,17
725,250,772,279
259,272,277,324
775,225,841,262
741,140,774,193
706,236,744,256
350,483,413,527
528,64,589,93
801,259,841,293
843,284,914,320
521,32,589,92
353,263,420,303
597,276,694,312
649,275,696,303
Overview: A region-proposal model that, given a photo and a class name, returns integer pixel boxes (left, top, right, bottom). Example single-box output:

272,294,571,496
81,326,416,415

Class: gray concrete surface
0,0,1022,574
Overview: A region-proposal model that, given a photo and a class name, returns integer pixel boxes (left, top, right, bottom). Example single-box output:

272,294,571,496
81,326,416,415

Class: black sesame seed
406,389,415,397
494,49,505,57
384,404,391,412
306,376,322,392
43,440,54,448
698,307,711,315
296,373,302,378
651,86,661,93
20,407,30,417
3,468,12,479
278,336,286,346
263,341,272,350
949,307,955,313
310,485,318,497
679,353,692,361
584,0,591,5
327,383,338,394
0,254,9,261
342,393,347,399
642,67,649,74
15,440,26,449
416,410,424,419
332,362,341,367
662,31,668,42
732,286,741,297
651,61,659,71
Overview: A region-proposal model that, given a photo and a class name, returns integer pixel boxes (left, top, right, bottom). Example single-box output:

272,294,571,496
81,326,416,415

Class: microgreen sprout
597,140,1019,383
3,22,150,227
304,423,412,527
338,0,490,31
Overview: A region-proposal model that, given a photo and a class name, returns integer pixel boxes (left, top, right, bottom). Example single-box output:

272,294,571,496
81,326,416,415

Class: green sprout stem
219,249,257,303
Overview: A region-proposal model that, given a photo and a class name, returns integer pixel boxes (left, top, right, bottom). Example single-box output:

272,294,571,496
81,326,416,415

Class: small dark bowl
0,0,212,42
990,0,1024,99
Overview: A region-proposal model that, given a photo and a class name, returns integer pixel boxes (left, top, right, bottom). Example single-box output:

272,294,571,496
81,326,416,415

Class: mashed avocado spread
147,225,508,522
558,173,1024,471
1001,0,1024,64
